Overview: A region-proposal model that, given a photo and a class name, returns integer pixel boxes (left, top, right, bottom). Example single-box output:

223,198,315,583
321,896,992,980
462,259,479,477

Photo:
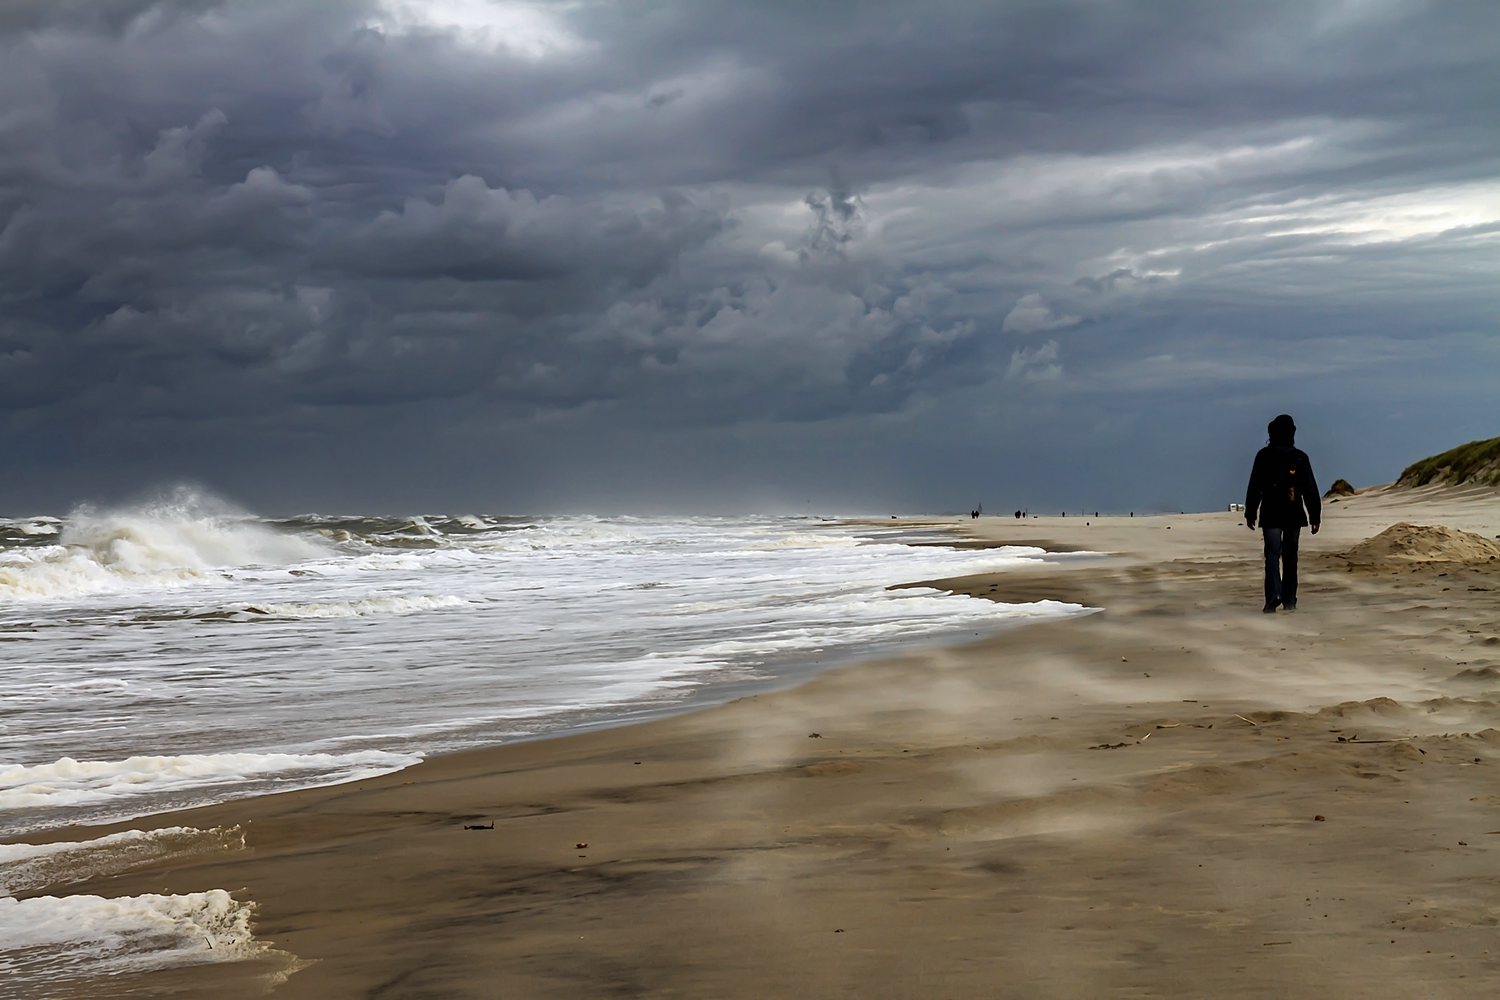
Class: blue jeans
1263,526,1300,607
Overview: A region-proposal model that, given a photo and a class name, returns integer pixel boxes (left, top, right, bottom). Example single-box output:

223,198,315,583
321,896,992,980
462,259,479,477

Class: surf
0,488,326,602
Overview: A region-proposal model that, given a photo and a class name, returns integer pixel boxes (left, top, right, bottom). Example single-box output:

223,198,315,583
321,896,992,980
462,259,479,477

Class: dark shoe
1262,600,1279,614
1281,603,1297,611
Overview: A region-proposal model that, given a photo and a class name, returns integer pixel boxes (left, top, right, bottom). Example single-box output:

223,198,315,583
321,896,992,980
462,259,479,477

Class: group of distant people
971,510,1112,519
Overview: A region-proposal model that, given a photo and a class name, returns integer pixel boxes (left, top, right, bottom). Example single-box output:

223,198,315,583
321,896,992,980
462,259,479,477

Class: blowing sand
16,486,1500,998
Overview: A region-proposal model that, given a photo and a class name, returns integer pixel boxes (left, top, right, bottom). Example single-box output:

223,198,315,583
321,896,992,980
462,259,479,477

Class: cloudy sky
2,0,1497,514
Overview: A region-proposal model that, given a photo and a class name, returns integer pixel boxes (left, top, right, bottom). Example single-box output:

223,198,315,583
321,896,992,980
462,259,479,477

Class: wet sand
26,486,1500,998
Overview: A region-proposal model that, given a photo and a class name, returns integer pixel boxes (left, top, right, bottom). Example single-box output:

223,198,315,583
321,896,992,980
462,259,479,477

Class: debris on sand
1341,522,1500,566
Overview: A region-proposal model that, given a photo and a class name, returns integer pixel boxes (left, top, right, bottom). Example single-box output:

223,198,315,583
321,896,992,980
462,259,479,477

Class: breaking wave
0,489,326,601
0,890,268,989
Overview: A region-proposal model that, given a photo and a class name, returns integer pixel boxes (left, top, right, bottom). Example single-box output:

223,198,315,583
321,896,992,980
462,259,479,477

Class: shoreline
0,523,1087,844
0,515,1080,845
15,489,1500,998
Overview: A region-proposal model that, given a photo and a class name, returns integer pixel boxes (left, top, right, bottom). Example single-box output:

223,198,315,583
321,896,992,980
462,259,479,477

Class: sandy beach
19,486,1500,999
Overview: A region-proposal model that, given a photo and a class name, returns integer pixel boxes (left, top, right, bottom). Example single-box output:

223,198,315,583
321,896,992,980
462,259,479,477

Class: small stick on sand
1234,715,1260,727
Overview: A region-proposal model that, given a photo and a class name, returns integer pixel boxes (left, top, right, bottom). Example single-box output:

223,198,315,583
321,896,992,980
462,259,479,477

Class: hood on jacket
1268,414,1296,447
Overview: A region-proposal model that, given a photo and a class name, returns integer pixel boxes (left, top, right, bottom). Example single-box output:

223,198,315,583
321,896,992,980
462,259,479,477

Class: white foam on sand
0,750,420,816
0,890,268,993
0,827,245,897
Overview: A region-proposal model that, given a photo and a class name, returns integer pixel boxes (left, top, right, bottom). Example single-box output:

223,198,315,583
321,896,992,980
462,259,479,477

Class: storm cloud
2,0,1498,512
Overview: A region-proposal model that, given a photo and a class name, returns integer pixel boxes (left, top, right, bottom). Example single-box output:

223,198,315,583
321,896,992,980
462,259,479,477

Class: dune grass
1397,435,1500,487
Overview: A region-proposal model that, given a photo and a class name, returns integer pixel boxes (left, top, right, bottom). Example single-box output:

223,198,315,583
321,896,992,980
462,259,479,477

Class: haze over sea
0,492,1087,838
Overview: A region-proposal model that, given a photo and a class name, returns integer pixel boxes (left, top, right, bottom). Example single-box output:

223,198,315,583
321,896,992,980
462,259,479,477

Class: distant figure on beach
1014,510,1022,519
1245,414,1320,613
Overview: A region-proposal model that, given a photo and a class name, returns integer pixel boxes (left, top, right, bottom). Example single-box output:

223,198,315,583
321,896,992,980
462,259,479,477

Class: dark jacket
1246,445,1320,529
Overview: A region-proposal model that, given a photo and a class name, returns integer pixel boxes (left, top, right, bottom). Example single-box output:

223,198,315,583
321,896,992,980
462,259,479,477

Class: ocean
0,492,1086,986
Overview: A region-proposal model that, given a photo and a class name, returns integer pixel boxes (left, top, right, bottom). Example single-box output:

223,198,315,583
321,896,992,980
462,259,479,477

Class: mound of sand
1323,478,1357,499
1342,522,1500,565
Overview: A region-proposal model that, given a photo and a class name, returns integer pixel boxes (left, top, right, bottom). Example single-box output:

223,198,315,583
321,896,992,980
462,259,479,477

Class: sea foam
0,827,245,896
0,890,266,988
0,751,419,815
241,594,467,618
0,489,325,601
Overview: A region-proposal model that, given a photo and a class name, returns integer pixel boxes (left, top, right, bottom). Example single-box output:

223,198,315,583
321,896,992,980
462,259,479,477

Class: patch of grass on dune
1397,435,1500,487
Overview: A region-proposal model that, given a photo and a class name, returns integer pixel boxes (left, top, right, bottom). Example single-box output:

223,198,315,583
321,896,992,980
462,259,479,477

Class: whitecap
0,890,267,985
0,827,245,896
0,489,326,602
241,594,467,619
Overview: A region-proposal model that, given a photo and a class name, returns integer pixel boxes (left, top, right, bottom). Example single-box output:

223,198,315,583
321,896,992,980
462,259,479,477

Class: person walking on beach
1245,414,1320,613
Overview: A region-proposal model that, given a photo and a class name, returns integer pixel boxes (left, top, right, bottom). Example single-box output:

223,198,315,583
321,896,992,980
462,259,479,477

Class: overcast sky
2,0,1497,514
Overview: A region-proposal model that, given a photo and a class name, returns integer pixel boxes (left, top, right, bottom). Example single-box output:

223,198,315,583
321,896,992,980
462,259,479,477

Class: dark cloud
1,0,1497,512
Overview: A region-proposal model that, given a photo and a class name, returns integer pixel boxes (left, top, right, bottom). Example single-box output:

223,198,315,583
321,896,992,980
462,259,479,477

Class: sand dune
1397,436,1500,489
